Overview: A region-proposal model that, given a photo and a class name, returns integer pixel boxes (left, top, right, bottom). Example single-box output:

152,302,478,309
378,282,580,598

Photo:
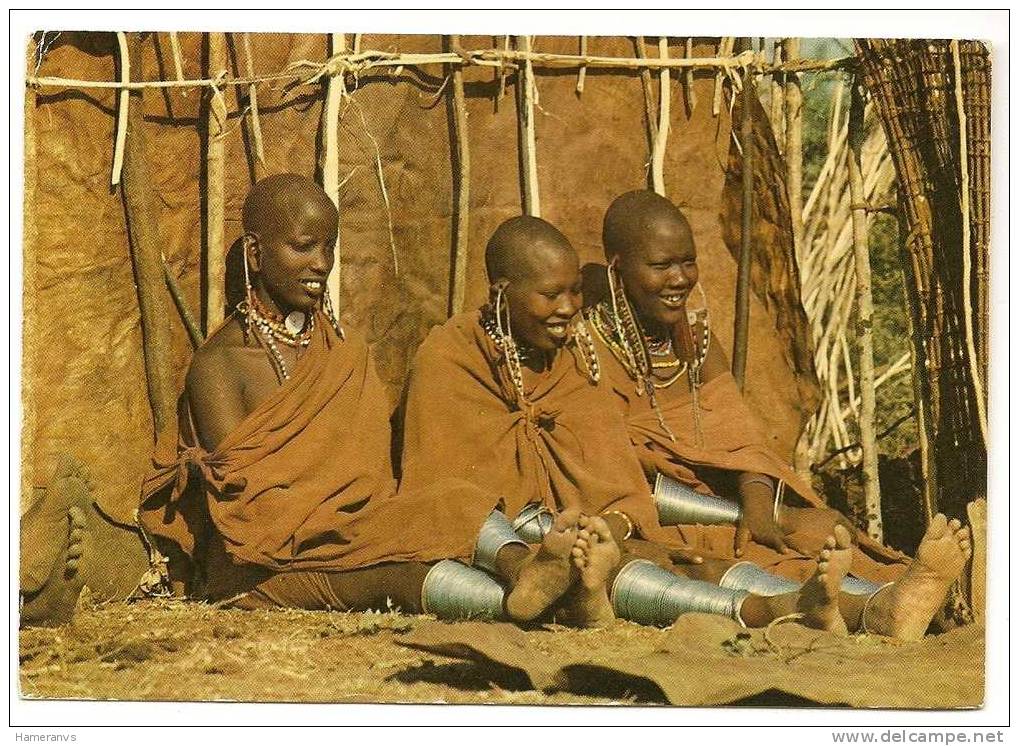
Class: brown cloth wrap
138,315,496,602
592,329,909,584
399,311,661,533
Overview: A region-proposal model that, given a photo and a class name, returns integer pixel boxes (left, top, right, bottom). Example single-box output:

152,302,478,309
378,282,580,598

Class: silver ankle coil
611,559,750,628
512,502,554,543
654,473,742,526
421,560,507,621
473,510,529,574
721,561,892,598
718,561,800,596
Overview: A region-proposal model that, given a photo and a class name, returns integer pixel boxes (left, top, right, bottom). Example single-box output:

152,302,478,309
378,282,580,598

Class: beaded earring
494,283,528,409
321,285,345,340
606,260,647,392
604,259,676,442
685,282,711,447
569,316,601,384
238,236,315,383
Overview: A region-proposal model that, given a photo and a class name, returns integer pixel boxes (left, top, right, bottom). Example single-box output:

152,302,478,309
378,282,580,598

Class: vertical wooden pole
122,32,176,435
951,39,988,448
321,32,346,316
204,32,228,332
770,40,784,153
784,38,804,258
576,36,587,95
712,38,735,116
732,71,754,391
22,40,39,512
242,32,266,177
496,35,510,108
847,78,882,543
516,35,540,217
448,34,471,316
683,37,696,117
111,32,130,186
633,36,658,189
650,37,671,196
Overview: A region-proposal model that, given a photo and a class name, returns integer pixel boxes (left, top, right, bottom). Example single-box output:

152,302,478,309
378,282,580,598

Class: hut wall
23,32,817,596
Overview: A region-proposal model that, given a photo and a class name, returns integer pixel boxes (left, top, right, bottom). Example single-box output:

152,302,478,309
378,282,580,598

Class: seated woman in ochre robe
398,214,871,634
137,174,617,627
582,190,972,640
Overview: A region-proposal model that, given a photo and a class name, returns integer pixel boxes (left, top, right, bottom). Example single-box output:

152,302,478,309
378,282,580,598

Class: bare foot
864,514,972,641
793,524,854,634
505,507,580,622
559,515,620,628
20,457,91,627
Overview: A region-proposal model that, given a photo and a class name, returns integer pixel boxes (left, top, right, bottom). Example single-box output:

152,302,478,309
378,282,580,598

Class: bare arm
185,348,248,452
696,331,790,554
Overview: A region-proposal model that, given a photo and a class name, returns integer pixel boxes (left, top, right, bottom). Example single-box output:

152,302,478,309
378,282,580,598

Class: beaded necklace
481,304,602,411
239,294,315,383
591,270,712,444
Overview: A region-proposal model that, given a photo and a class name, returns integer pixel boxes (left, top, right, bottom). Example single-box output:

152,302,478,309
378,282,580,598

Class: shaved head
485,215,576,285
242,173,338,240
602,190,693,261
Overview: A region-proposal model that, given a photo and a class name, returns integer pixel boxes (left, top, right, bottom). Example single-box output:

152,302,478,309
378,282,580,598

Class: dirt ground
19,596,985,708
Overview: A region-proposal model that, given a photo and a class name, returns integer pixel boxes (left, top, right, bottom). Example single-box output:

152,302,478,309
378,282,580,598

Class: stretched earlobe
488,279,510,304
243,235,261,273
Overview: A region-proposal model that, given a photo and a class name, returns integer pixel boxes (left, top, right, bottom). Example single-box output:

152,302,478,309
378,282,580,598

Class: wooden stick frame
27,45,855,93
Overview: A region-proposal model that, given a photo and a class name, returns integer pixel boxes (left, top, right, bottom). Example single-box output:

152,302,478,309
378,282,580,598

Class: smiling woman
485,216,583,355
603,190,699,338
242,174,337,317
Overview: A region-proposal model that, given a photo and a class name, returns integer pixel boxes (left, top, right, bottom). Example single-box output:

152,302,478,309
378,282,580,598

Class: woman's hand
735,483,790,556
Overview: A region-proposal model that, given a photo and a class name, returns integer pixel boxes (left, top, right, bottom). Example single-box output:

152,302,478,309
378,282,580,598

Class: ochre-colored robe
398,311,662,533
138,315,495,601
590,322,909,583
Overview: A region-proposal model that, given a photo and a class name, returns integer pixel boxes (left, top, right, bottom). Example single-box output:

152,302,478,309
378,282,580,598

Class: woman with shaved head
398,214,885,634
583,190,973,640
137,175,615,626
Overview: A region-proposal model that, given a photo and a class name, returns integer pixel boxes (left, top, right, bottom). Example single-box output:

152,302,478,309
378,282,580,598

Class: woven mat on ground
398,613,985,708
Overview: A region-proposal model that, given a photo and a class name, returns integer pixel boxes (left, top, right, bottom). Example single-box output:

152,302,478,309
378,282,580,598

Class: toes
819,547,831,562
927,513,948,538
589,517,614,543
68,506,87,529
947,518,962,532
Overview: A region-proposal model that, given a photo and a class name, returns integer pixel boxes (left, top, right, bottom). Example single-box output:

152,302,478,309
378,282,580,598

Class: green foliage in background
793,39,918,459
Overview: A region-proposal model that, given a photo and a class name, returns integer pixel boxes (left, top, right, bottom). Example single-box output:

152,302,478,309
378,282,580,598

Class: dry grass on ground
19,596,984,708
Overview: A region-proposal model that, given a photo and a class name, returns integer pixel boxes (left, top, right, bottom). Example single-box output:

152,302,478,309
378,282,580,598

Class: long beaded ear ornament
321,286,345,339
238,239,314,383
685,282,711,447
601,261,676,442
479,285,528,411
569,317,601,384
